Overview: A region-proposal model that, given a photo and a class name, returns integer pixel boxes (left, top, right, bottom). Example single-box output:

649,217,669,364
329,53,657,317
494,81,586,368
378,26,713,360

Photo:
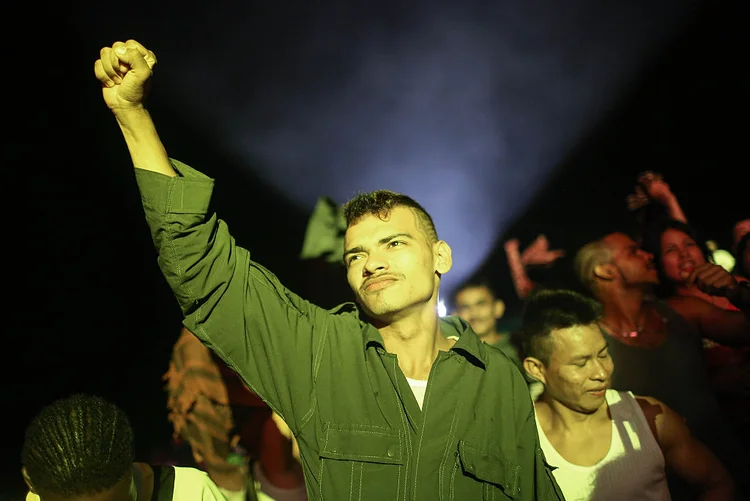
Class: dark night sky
5,0,748,491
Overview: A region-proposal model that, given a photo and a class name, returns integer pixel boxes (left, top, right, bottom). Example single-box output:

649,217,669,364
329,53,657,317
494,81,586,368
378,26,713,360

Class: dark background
5,0,747,493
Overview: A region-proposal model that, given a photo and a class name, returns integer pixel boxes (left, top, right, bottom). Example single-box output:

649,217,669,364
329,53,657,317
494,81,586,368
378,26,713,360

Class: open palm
521,235,565,267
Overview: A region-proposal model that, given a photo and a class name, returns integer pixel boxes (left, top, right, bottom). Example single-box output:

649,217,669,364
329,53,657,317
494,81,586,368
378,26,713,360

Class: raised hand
520,234,565,267
626,185,650,211
637,171,674,205
94,40,157,112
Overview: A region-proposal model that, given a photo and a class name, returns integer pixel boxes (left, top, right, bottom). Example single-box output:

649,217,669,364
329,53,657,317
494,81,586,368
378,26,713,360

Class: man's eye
389,241,405,248
348,255,361,264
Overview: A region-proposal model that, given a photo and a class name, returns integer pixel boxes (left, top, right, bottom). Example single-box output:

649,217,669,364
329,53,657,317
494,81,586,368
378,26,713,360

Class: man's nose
363,254,388,274
591,359,610,380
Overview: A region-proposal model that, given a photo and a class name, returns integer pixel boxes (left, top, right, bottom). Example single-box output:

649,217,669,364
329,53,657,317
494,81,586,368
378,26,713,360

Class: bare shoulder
633,394,667,421
633,394,665,408
632,394,668,443
634,395,687,426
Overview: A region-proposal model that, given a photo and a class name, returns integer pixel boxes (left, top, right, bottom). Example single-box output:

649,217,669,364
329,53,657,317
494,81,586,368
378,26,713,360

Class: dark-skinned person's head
22,394,137,501
521,289,613,414
451,278,505,337
342,191,452,324
574,232,659,297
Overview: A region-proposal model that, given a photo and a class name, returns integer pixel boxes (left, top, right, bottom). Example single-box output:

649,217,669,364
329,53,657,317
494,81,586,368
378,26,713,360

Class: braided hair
21,394,134,497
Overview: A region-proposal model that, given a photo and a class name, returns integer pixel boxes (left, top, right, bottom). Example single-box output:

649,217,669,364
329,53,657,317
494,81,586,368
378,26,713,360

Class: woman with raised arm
629,174,750,446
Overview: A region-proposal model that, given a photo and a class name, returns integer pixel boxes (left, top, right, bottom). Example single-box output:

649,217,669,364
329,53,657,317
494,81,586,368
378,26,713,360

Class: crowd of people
14,38,748,501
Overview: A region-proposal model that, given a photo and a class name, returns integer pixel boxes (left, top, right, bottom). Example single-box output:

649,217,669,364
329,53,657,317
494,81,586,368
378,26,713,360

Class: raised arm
668,294,750,346
627,172,688,224
94,40,175,177
505,239,535,299
668,261,750,345
94,40,330,432
636,396,734,501
504,235,564,300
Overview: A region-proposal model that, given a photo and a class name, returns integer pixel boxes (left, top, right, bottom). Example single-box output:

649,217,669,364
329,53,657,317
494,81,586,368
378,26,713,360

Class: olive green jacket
135,160,564,501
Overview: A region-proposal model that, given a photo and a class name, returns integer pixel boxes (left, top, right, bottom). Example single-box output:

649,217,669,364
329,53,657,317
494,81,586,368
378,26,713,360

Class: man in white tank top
519,290,734,501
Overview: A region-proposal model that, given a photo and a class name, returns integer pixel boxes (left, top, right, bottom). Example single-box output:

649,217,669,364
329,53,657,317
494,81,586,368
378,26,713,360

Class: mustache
361,274,401,290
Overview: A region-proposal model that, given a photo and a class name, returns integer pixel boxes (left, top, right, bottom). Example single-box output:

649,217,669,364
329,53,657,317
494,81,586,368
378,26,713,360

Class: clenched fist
94,40,156,112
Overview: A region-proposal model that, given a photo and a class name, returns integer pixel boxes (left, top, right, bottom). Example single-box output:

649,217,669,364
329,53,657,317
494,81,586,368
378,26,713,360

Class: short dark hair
21,394,135,498
452,277,498,305
520,289,602,364
343,190,438,243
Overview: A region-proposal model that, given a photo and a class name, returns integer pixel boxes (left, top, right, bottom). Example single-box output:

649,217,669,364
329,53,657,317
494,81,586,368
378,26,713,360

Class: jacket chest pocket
319,424,404,501
453,440,521,500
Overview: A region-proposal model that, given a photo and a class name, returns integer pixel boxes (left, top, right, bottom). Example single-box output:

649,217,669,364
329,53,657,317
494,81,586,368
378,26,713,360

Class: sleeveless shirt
603,302,743,500
537,390,670,501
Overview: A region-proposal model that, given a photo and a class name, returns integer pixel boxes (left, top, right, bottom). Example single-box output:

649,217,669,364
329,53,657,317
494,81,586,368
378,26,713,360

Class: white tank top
536,390,671,501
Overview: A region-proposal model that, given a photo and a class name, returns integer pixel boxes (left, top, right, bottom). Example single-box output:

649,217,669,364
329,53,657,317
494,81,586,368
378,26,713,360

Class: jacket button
387,446,396,458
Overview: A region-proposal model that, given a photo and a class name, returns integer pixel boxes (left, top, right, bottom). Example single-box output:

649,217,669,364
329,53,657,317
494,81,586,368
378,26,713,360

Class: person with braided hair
21,394,225,501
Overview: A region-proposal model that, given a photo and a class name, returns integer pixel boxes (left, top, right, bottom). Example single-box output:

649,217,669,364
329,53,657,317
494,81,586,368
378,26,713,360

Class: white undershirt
536,390,670,501
406,377,428,409
405,335,458,409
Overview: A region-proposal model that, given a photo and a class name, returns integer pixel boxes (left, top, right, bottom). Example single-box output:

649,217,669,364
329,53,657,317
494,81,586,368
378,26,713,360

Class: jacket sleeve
135,160,336,432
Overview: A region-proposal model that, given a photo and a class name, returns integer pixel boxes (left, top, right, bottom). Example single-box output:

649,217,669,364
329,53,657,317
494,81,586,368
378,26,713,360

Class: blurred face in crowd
602,233,659,288
659,228,706,286
454,285,504,337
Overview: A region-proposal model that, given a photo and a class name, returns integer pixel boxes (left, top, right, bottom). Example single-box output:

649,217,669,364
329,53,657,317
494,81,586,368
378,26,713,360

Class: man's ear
435,240,453,275
493,299,505,320
593,263,616,282
523,357,547,385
